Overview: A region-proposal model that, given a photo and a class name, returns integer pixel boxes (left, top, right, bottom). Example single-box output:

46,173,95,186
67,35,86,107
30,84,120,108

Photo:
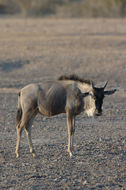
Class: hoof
69,152,73,157
30,149,36,158
16,152,19,158
68,150,73,157
32,152,36,158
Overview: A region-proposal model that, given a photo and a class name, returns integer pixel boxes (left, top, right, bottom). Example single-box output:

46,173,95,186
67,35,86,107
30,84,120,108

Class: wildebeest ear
104,89,116,95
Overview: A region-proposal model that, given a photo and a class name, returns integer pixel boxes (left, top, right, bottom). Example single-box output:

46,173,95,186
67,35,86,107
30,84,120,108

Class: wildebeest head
92,81,116,116
84,81,116,117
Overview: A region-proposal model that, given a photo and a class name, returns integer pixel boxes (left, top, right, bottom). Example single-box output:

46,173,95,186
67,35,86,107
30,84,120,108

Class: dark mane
58,74,91,84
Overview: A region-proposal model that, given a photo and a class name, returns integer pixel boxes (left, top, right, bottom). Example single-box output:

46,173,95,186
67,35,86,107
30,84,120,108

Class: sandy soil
0,18,126,190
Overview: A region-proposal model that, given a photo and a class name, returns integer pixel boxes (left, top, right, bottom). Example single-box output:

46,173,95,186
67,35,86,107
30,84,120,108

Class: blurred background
0,0,126,18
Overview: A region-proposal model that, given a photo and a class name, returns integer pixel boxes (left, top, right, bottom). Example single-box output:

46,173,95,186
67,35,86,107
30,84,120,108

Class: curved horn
91,81,95,89
103,81,108,89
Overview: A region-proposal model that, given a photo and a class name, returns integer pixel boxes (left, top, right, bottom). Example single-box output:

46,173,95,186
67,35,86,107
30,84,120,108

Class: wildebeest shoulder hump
58,74,91,84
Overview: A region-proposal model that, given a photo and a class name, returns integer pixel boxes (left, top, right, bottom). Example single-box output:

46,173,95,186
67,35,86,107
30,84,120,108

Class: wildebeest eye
93,95,96,100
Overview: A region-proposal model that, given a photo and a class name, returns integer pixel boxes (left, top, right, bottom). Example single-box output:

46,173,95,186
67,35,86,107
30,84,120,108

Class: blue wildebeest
15,75,116,158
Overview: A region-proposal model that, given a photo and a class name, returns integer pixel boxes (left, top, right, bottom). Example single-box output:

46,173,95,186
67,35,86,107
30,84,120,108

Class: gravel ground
0,18,126,190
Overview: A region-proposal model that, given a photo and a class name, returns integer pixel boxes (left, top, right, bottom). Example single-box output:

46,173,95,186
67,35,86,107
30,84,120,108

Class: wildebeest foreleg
67,111,74,157
71,117,75,151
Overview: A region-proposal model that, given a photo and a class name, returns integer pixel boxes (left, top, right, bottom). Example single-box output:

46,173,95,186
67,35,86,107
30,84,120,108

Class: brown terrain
0,18,126,189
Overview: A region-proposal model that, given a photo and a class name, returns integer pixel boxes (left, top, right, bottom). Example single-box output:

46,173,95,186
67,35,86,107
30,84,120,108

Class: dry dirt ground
0,18,126,190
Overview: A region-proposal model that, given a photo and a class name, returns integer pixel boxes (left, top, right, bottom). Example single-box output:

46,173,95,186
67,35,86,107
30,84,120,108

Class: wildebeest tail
16,92,22,125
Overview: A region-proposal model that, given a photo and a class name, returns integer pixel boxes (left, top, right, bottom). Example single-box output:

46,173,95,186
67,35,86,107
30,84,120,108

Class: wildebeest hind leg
24,110,38,157
16,123,23,158
16,108,38,158
24,118,36,157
